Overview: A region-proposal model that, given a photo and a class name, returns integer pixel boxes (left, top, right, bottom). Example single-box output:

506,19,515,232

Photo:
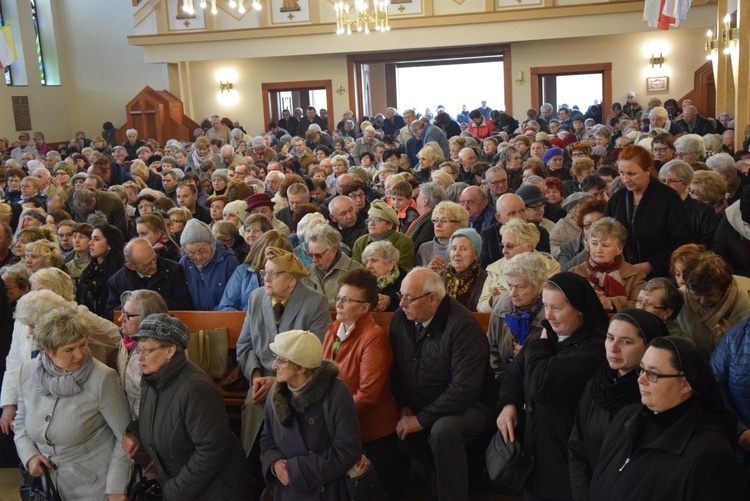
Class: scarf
152,234,172,254
586,255,628,298
589,364,641,413
445,260,482,299
31,349,95,398
377,265,400,290
191,148,214,169
406,210,432,239
686,283,738,348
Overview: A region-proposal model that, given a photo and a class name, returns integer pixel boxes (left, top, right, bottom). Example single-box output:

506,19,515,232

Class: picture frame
646,76,669,92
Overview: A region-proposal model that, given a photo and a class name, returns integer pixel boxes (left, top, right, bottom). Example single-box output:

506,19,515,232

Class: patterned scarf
377,265,400,290
152,234,172,254
445,260,482,299
586,255,627,297
31,349,95,398
686,283,738,348
406,210,432,239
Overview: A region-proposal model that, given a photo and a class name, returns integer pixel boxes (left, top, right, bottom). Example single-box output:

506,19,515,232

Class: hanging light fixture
335,1,390,35
182,0,258,15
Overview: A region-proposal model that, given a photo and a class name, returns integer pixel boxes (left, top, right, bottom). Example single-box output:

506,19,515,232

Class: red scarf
586,256,627,297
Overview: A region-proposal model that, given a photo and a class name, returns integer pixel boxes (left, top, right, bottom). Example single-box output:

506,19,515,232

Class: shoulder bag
187,328,228,379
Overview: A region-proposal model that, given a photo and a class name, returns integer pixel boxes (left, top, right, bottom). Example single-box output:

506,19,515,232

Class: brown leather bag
187,328,228,379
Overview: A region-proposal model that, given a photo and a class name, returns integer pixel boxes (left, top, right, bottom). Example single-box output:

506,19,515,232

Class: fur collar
271,360,339,425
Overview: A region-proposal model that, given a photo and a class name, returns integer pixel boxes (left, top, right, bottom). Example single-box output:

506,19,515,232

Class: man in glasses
390,268,497,501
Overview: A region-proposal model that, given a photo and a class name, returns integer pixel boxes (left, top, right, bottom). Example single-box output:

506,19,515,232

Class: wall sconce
722,13,739,54
515,70,526,85
705,28,719,59
335,81,346,95
220,81,234,93
650,53,665,68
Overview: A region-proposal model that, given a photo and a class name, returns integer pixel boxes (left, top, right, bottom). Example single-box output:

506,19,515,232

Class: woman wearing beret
261,330,362,500
351,199,415,271
443,227,487,311
122,313,252,500
544,147,571,181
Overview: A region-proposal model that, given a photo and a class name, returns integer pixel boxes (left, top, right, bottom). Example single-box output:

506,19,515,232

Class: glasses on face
636,366,685,383
170,218,185,224
488,180,508,186
335,295,369,305
527,202,545,211
431,218,459,225
396,291,434,304
651,147,670,154
138,204,153,211
306,248,332,260
675,152,693,159
366,217,385,225
121,311,141,321
571,152,587,158
348,192,366,200
186,247,211,259
273,353,290,366
135,346,165,356
633,299,668,310
260,269,287,280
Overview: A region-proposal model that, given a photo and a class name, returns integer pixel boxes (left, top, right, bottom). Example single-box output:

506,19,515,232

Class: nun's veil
545,272,610,337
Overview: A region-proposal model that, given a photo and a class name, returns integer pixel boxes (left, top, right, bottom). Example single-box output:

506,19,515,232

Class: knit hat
269,330,323,369
571,114,585,123
70,172,88,185
450,228,482,256
297,213,327,242
431,170,454,187
53,162,75,178
132,313,190,349
348,166,371,184
542,147,564,164
180,219,215,246
562,192,592,212
535,132,550,142
223,200,248,224
550,137,565,149
368,199,399,227
245,192,275,213
265,246,308,278
516,184,547,206
211,169,229,183
627,91,636,98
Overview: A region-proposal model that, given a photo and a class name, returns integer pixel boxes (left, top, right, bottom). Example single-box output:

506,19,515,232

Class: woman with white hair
362,240,404,312
644,106,680,136
291,212,328,266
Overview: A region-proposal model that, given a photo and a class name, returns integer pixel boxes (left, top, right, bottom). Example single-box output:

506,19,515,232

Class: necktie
273,302,285,326
415,322,425,339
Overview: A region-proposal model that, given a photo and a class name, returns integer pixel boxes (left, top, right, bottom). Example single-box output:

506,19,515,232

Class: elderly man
73,188,129,237
708,152,748,204
457,147,478,185
104,238,193,318
484,166,509,208
673,134,705,165
122,129,145,158
459,185,495,233
407,119,450,166
28,162,63,201
11,132,38,162
45,150,62,171
390,268,496,501
220,144,243,169
301,224,362,310
328,195,368,249
352,126,378,166
176,182,212,224
207,115,232,144
383,107,406,137
479,193,551,267
398,109,416,146
675,105,715,136
236,246,329,456
245,192,290,236
352,200,415,271
275,182,318,233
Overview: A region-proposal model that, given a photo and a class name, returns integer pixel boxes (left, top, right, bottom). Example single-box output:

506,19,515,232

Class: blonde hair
433,201,470,227
15,289,69,327
30,267,74,301
35,303,89,351
588,217,628,246
24,240,65,270
500,218,540,247
167,207,193,223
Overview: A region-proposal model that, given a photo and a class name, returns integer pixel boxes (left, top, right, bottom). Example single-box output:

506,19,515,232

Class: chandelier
335,1,390,35
181,0,261,15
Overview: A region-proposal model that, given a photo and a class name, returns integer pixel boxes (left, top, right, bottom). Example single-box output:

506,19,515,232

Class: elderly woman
549,192,591,257
122,314,252,499
543,147,571,181
676,252,750,361
650,132,676,165
13,303,132,500
659,160,718,248
213,220,246,262
442,228,487,311
487,253,548,377
690,170,729,217
219,230,292,312
67,222,93,294
322,269,408,498
136,213,182,262
605,145,690,278
570,217,646,313
23,239,65,274
478,219,560,312
545,176,565,207
416,200,469,269
77,223,125,319
590,337,748,499
352,200,415,271
635,277,685,338
568,309,669,499
431,169,454,192
115,290,169,420
497,273,609,500
405,181,445,252
302,224,362,310
362,240,405,312
179,219,240,310
260,330,362,500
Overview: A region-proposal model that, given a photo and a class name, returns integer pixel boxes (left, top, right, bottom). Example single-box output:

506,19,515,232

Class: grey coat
301,252,363,310
14,357,132,499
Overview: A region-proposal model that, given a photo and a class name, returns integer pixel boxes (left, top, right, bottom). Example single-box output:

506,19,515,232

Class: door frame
261,80,335,131
530,63,612,120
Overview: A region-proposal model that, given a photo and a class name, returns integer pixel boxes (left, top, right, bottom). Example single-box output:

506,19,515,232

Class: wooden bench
116,310,492,407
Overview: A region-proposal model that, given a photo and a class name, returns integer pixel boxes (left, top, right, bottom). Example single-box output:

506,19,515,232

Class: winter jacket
105,256,193,319
684,194,718,249
179,241,239,310
605,178,690,277
77,257,123,319
570,259,646,312
416,237,448,267
713,200,750,277
558,232,588,272
217,263,260,312
260,361,361,501
129,351,252,500
352,230,415,272
487,293,545,382
405,211,435,254
478,251,560,312
302,252,363,310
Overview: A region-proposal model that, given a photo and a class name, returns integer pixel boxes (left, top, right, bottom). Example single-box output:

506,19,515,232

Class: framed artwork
168,0,206,31
646,76,669,92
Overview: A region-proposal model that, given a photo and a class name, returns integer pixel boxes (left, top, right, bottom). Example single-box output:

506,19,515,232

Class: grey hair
660,160,694,184
161,156,178,168
674,134,705,157
126,129,138,137
502,252,549,289
702,134,723,155
163,169,184,181
362,240,400,265
419,182,446,209
287,183,309,197
498,145,519,164
445,182,469,203
231,128,244,138
28,161,47,174
29,268,74,301
15,289,69,327
123,238,156,264
418,267,446,300
540,103,553,113
1,263,30,293
306,223,342,249
485,166,506,181
500,218,541,247
648,107,668,120
640,277,683,319
706,152,737,174
119,289,169,319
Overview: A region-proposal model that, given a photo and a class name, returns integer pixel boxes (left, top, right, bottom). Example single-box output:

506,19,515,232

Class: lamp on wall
650,53,665,68
515,71,526,85
335,81,346,95
335,1,390,35
722,13,739,54
182,0,260,15
705,28,719,59
220,80,234,93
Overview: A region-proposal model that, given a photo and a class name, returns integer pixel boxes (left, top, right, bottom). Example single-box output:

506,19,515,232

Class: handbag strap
322,394,335,440
40,463,62,501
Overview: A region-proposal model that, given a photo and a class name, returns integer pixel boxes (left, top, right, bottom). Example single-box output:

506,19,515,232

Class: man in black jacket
176,182,212,224
105,239,193,319
390,268,497,501
296,106,328,134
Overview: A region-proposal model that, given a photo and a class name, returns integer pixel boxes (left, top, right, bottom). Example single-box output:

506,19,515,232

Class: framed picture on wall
646,76,669,92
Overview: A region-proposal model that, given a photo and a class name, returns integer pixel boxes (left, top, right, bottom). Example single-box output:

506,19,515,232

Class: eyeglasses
488,180,508,186
273,354,290,366
348,192,366,200
675,152,694,159
659,178,684,185
651,147,671,154
306,248,332,260
396,292,434,304
527,202,546,211
366,217,386,225
121,311,141,321
687,187,703,198
633,299,668,310
138,204,153,211
335,295,369,305
260,269,287,280
636,366,685,383
170,218,185,224
135,346,166,356
431,218,460,225
186,247,212,259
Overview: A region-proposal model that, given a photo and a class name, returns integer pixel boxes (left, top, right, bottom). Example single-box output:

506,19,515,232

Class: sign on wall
271,0,310,24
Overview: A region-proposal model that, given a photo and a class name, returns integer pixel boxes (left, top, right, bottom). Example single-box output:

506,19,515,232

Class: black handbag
322,397,387,501
19,463,61,501
485,430,531,493
128,464,163,501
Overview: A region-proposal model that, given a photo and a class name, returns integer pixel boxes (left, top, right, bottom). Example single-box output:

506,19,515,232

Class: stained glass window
29,0,45,85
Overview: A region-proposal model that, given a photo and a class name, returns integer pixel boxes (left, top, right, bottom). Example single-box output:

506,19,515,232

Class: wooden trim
503,45,513,116
261,80,335,131
531,63,612,119
385,64,398,108
678,62,715,117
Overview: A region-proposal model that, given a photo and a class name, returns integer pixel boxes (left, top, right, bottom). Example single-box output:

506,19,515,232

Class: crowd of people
0,96,749,499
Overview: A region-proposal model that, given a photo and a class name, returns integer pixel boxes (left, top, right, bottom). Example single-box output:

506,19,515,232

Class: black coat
331,216,368,250
104,256,193,319
77,257,122,319
684,195,718,249
480,222,551,268
674,115,716,136
590,399,748,501
712,214,750,277
605,179,690,277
